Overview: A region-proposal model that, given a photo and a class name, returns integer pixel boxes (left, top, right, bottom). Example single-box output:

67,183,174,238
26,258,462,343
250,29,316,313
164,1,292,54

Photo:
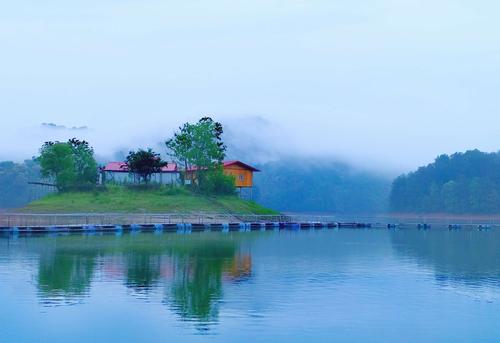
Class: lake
1,228,500,342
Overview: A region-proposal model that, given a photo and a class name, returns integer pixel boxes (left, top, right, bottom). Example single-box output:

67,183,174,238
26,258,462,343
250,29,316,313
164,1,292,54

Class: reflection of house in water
224,254,252,282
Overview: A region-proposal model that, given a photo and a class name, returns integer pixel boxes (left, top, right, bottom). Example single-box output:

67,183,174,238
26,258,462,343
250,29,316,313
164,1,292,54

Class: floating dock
0,213,497,235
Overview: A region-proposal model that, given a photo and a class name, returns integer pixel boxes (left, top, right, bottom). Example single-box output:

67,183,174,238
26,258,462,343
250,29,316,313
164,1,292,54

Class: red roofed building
101,162,180,185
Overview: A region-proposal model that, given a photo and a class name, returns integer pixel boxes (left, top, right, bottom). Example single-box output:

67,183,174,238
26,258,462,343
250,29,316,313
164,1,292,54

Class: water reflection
167,243,233,325
37,243,97,305
391,229,500,289
26,233,251,325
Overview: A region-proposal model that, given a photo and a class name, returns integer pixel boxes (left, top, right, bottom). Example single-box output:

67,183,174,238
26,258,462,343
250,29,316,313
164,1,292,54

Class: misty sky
1,0,499,173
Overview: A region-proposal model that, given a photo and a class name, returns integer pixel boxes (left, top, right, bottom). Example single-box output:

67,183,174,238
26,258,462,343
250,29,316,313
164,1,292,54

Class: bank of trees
0,160,47,208
390,150,500,214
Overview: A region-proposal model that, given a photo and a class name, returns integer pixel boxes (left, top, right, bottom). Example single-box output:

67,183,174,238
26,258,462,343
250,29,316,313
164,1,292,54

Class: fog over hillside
1,115,492,176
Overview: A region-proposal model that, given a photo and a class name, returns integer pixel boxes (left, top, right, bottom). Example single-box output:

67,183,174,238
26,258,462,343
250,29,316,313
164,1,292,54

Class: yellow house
221,160,260,188
186,160,260,188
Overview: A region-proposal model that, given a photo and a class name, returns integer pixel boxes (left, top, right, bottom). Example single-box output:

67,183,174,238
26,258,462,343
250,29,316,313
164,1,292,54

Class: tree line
390,150,500,214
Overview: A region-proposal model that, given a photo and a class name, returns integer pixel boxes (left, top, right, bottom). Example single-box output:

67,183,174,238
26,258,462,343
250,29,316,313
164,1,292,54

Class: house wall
185,167,254,188
104,172,180,185
223,166,254,188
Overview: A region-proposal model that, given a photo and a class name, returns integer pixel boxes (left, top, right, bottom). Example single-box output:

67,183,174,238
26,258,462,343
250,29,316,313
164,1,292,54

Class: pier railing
0,213,340,228
1,213,499,228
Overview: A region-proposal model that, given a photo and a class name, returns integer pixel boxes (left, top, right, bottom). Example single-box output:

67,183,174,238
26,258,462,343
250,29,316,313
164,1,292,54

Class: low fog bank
0,115,497,179
0,116,397,175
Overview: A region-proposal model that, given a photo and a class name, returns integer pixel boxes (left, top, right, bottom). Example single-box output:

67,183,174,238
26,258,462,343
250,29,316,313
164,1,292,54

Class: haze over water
1,229,500,342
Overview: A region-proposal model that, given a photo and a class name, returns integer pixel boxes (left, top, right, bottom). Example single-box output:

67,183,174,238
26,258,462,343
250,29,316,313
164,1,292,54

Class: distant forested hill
0,160,48,209
253,160,391,213
390,150,500,214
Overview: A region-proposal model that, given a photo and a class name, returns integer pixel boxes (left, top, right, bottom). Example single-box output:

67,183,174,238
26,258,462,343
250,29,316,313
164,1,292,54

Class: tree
38,138,98,191
68,138,98,188
38,142,76,191
126,148,166,184
166,117,227,187
165,123,194,178
198,167,236,195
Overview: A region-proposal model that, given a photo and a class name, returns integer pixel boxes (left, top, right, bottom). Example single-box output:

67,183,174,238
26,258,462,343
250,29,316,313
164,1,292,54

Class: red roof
187,160,260,172
222,160,260,172
102,162,178,173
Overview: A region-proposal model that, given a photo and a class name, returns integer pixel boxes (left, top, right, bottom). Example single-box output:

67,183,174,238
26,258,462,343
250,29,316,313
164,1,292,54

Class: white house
101,162,180,185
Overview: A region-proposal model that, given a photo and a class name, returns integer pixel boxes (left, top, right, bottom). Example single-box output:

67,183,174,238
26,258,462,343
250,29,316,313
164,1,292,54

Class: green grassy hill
21,186,278,214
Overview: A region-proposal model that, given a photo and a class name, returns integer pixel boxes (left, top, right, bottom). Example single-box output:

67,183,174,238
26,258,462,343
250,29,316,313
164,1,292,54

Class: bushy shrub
199,169,236,195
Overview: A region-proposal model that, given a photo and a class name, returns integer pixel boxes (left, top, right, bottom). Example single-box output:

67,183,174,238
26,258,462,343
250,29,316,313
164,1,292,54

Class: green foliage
390,150,500,214
38,142,76,191
126,148,166,184
38,138,98,191
68,138,99,188
166,117,227,187
165,122,193,173
0,159,48,208
198,168,236,195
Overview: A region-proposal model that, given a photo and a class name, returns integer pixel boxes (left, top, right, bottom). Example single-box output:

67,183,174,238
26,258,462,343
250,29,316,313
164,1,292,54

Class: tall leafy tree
68,138,98,187
166,117,227,186
165,123,194,173
126,148,166,184
38,138,98,191
38,142,76,191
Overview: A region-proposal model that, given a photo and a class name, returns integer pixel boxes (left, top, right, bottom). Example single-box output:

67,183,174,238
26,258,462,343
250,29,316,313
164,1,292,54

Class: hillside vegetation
0,160,49,208
21,186,277,214
390,150,500,214
253,159,391,213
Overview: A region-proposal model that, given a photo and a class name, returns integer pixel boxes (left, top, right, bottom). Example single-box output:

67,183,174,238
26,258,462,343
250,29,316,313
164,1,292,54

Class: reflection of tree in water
33,233,253,322
168,240,237,326
124,252,162,294
38,247,96,305
391,230,500,288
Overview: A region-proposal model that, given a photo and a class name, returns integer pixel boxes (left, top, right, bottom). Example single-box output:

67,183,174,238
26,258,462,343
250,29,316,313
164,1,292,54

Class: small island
20,117,277,216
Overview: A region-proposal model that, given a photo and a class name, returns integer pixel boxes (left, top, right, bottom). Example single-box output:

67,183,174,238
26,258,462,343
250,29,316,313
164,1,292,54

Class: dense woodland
0,160,50,208
390,150,500,214
253,160,391,213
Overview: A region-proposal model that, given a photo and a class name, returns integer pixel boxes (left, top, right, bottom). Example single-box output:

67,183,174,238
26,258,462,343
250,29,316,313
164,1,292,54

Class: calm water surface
1,229,500,342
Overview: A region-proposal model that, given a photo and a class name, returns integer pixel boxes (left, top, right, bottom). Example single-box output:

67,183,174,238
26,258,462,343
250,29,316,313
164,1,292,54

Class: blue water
1,229,500,342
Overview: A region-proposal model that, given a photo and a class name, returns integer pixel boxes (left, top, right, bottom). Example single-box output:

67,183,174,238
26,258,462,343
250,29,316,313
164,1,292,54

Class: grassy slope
21,186,278,214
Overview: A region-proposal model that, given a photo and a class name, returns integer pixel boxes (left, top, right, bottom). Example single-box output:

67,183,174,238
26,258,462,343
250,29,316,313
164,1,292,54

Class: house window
239,175,245,181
